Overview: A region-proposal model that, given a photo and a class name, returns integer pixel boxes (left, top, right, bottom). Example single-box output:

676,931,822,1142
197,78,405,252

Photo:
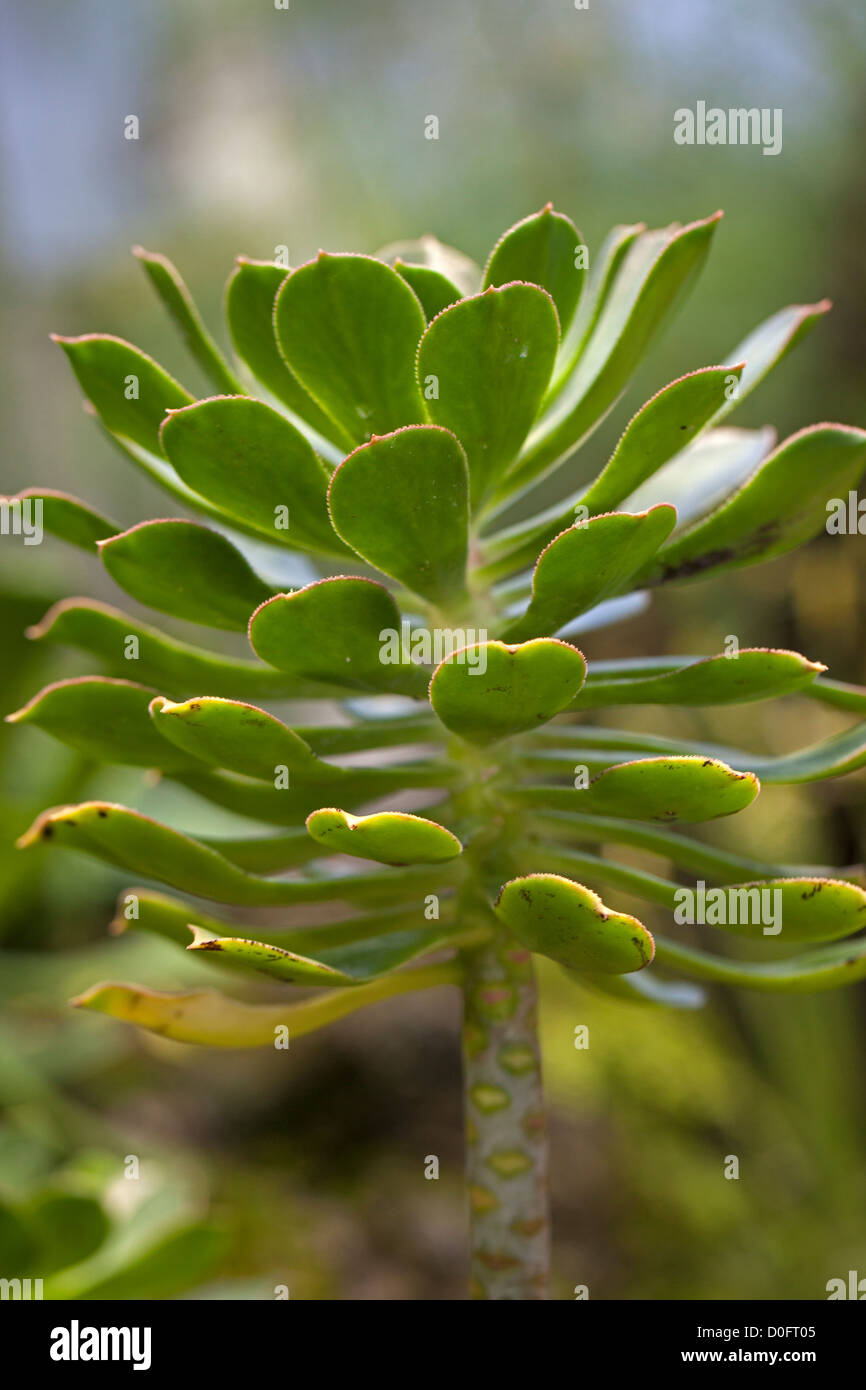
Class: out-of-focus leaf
160,396,350,557
275,252,427,443
430,638,586,744
7,677,198,771
327,425,469,603
249,578,428,696
544,221,644,399
508,755,759,822
99,520,273,631
149,695,341,782
494,873,654,975
483,204,585,334
654,933,866,992
72,962,461,1046
573,648,825,709
393,260,462,319
376,233,482,296
417,282,559,508
305,807,462,864
52,333,192,453
500,507,675,642
25,1193,109,1277
641,424,866,585
711,299,832,426
3,488,117,551
133,245,244,394
624,426,776,528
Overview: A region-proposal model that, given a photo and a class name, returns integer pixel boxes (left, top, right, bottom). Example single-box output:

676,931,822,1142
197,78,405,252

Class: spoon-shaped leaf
52,334,192,453
275,252,427,443
149,695,342,782
305,808,463,864
225,257,350,449
508,755,759,822
249,578,428,696
483,204,585,334
417,282,560,508
376,233,482,296
393,260,462,320
710,299,832,427
3,488,117,551
494,873,654,975
72,963,460,1047
132,246,244,394
501,507,676,642
573,648,825,709
160,396,350,557
6,677,198,771
430,638,587,744
99,520,273,631
327,425,469,603
623,426,775,528
693,877,866,944
642,424,866,585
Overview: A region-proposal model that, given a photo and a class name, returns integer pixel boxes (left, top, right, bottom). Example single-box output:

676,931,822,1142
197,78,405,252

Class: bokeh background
1,0,865,1299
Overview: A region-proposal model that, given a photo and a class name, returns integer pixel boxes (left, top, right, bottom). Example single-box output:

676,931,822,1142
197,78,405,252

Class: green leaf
417,283,560,508
149,695,341,782
327,425,469,603
305,807,463,864
25,1193,110,1277
623,426,775,528
572,648,825,709
99,520,273,631
225,257,350,448
430,638,587,744
654,933,866,993
26,597,328,700
711,299,832,426
52,333,192,453
132,246,245,394
642,424,866,585
494,873,654,975
6,677,199,771
249,578,428,696
275,252,427,444
500,507,676,642
508,755,759,822
160,395,348,557
693,877,866,945
502,213,722,496
393,260,462,319
376,233,482,296
18,801,458,906
3,488,117,551
483,204,585,334
72,963,461,1047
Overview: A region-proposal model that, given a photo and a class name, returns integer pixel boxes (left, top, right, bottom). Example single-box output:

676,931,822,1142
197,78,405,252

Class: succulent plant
9,204,866,1300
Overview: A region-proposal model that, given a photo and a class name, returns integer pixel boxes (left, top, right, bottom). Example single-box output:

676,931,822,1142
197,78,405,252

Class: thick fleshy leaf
72,963,460,1047
417,282,560,507
502,213,722,495
6,677,198,772
327,425,469,603
508,755,759,822
494,873,654,975
160,396,348,557
275,252,427,443
99,520,273,631
573,648,825,709
3,488,117,551
26,598,328,700
430,638,587,744
642,424,866,585
711,299,832,426
393,260,462,319
249,578,427,696
376,233,482,296
224,257,349,448
501,507,675,642
19,802,458,906
579,365,744,514
305,808,462,864
149,695,341,782
655,933,866,993
132,246,244,394
483,204,585,334
624,426,776,528
52,334,192,453
693,877,866,945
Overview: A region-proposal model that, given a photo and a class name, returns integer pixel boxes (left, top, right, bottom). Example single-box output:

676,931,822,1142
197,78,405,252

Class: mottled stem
461,929,550,1299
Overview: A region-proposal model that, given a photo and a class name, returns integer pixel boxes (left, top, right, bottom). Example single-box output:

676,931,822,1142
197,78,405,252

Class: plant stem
460,930,550,1299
